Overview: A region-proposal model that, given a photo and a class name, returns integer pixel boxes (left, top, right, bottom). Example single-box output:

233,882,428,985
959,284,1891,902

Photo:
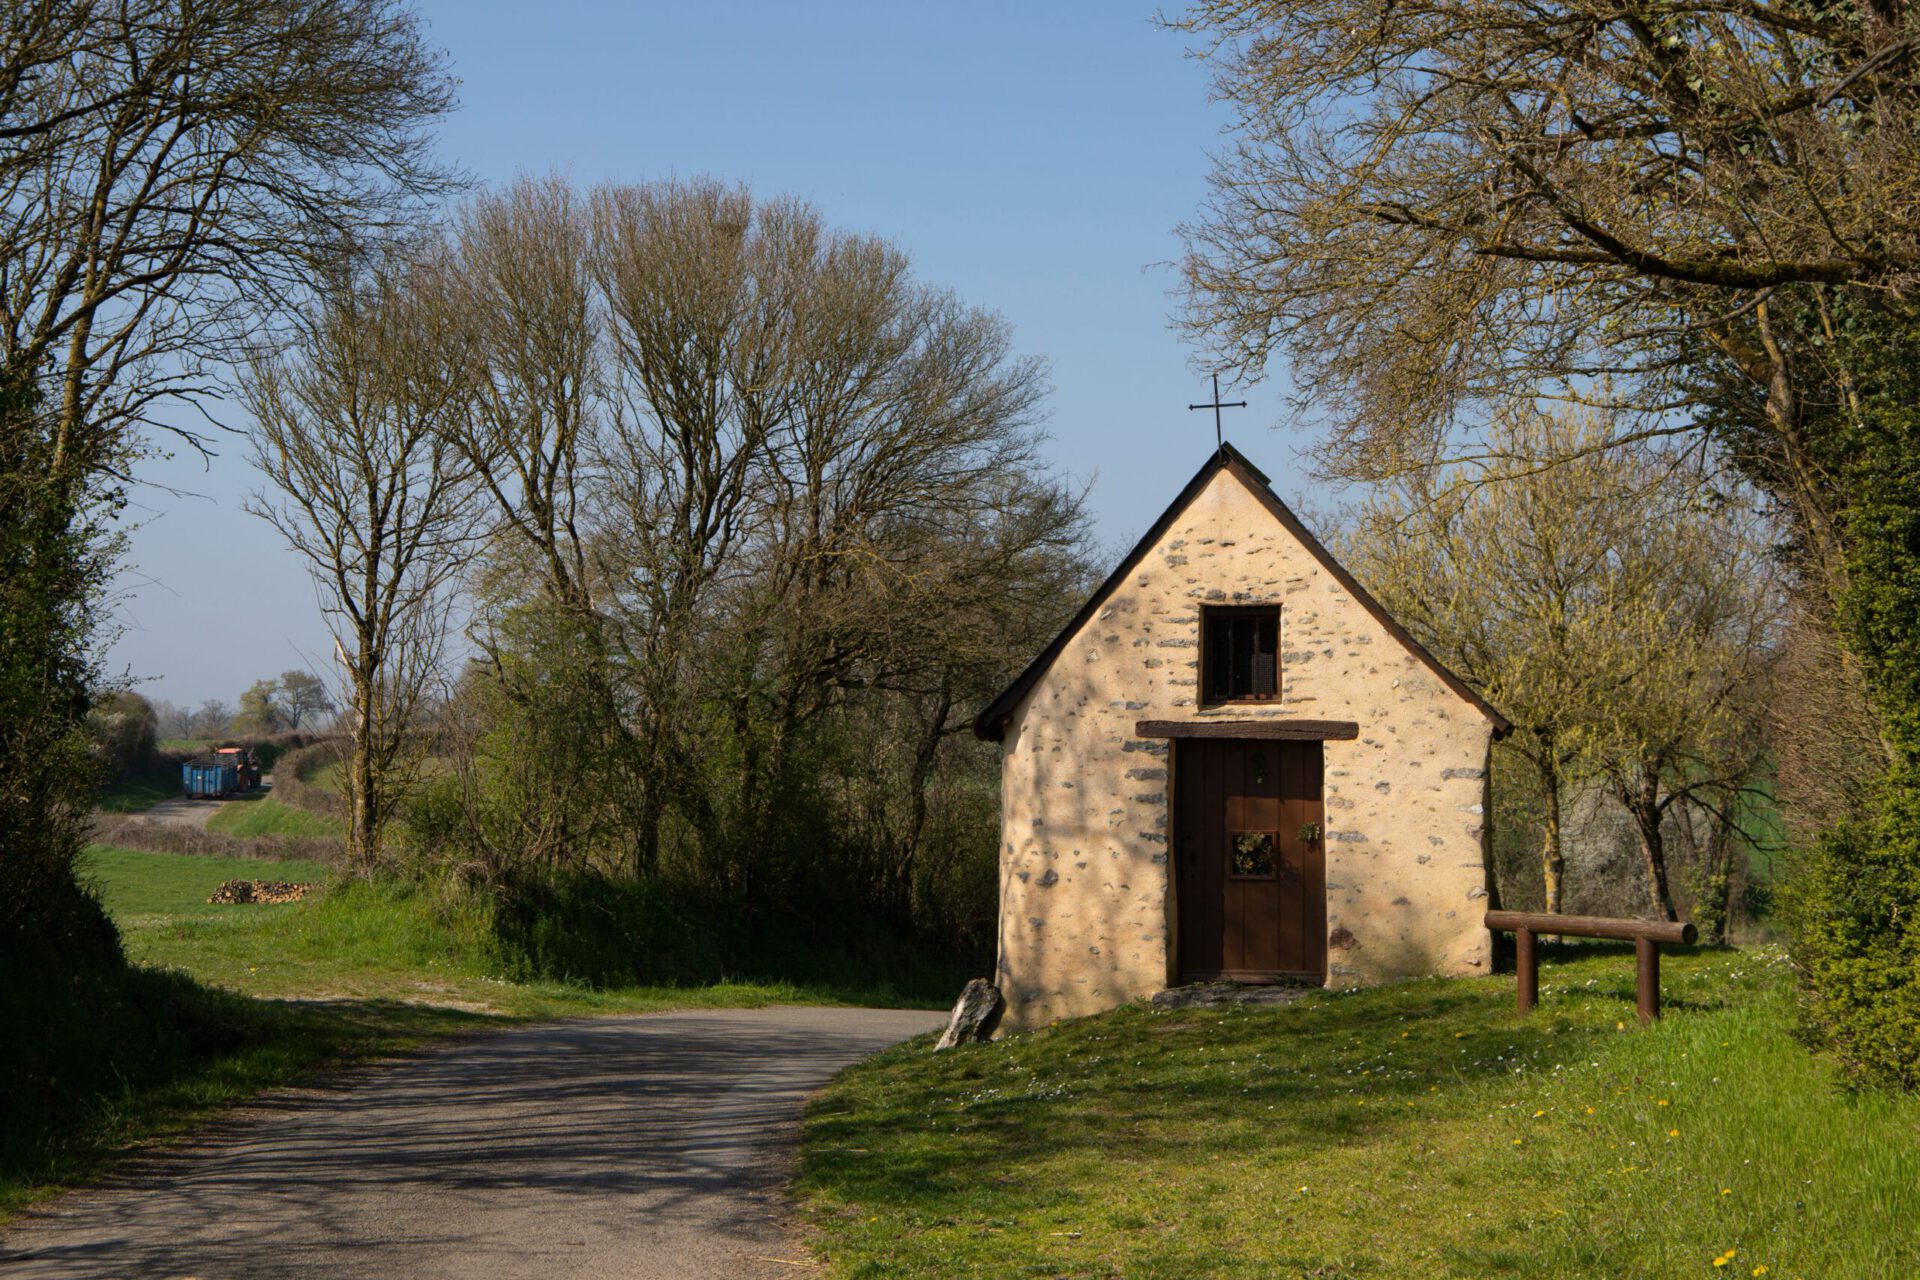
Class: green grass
86,845,333,916
86,845,928,1017
204,792,341,838
799,948,1920,1278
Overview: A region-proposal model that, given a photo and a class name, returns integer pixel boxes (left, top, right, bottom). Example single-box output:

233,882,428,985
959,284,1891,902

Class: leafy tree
232,679,285,736
277,670,335,731
1775,306,1920,1085
0,366,113,954
87,690,158,779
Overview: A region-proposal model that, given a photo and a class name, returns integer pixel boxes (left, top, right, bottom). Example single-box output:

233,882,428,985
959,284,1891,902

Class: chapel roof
971,441,1512,742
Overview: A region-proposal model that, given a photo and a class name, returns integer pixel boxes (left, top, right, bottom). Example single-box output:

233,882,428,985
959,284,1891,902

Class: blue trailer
181,757,239,798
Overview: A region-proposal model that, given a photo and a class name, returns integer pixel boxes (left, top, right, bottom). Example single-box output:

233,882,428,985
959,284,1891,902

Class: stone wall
994,467,1497,1030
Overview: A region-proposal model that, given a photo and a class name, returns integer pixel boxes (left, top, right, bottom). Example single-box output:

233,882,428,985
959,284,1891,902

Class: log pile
208,879,315,905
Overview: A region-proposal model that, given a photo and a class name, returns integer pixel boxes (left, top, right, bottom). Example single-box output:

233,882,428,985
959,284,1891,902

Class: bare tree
277,669,335,731
189,699,233,739
445,177,601,610
149,697,191,740
0,0,455,938
1342,404,1781,917
1171,0,1920,583
431,177,1086,913
1,0,458,473
245,252,478,869
1587,500,1783,919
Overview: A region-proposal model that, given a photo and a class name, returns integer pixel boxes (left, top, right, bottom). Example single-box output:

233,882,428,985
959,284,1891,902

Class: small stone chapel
973,442,1511,1031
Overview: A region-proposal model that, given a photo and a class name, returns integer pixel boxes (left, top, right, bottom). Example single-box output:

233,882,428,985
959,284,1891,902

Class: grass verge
798,947,1920,1278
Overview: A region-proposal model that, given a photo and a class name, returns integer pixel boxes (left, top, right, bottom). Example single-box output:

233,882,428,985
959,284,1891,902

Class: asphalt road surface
133,790,230,828
3,1006,943,1279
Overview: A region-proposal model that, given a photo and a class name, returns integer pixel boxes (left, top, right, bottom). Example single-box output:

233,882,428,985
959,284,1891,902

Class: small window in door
1203,606,1279,704
1230,831,1277,878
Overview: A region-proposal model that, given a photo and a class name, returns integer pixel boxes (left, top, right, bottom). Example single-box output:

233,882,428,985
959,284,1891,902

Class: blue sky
109,2,1316,707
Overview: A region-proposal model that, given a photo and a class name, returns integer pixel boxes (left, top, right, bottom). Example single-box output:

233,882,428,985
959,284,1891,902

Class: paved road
2,1006,942,1279
134,790,229,828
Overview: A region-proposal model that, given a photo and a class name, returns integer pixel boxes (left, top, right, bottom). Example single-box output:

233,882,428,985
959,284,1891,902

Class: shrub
482,869,968,1000
1788,339,1920,1088
86,691,158,780
1786,780,1920,1088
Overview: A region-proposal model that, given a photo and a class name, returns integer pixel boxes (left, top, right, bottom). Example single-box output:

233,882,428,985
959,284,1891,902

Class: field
799,948,1920,1279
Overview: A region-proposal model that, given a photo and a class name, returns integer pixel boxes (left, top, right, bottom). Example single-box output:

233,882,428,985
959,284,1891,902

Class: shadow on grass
1,958,498,1218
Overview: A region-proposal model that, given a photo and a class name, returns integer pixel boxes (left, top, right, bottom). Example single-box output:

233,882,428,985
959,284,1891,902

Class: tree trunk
894,690,954,922
1627,771,1679,922
1699,819,1732,944
348,677,378,873
1537,759,1565,916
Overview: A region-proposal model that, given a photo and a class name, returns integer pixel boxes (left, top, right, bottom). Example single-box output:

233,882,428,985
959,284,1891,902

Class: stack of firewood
207,879,314,905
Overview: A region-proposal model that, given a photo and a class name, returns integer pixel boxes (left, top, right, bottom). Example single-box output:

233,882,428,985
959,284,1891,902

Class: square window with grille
1203,606,1279,705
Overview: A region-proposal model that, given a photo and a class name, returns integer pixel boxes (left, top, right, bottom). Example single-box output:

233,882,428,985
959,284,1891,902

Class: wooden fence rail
1483,910,1697,1025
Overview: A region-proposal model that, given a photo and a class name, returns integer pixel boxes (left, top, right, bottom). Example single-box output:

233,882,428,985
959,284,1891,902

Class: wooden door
1175,738,1326,982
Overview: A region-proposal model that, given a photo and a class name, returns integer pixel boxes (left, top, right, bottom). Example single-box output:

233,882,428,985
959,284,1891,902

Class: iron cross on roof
1188,372,1247,450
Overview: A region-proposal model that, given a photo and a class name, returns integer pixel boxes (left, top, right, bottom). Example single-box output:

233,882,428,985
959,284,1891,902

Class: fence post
1635,936,1659,1025
1515,926,1537,1015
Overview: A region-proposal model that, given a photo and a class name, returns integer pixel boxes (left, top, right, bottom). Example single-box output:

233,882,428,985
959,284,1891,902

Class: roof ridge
971,442,1510,741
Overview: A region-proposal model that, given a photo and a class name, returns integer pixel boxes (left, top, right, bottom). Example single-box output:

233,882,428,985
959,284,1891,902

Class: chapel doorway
1174,738,1326,982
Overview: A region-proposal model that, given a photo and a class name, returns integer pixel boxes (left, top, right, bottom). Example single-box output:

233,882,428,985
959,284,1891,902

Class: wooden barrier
1483,910,1697,1025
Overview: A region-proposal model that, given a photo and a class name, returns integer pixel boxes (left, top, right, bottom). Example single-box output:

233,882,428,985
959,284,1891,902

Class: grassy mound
799,947,1920,1278
204,794,342,839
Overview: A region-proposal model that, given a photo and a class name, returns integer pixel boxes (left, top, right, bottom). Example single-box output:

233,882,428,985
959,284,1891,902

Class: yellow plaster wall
994,468,1495,1030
